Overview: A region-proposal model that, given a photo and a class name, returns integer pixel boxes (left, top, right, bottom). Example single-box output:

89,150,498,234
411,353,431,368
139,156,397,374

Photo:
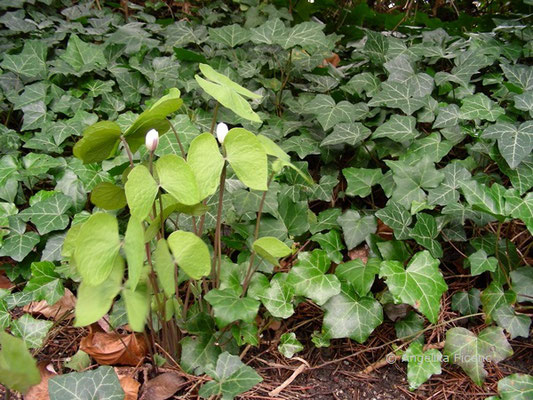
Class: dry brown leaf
320,52,341,68
23,288,76,320
348,246,369,264
115,368,141,400
376,219,394,240
140,371,185,400
80,325,147,366
25,363,56,400
0,271,14,289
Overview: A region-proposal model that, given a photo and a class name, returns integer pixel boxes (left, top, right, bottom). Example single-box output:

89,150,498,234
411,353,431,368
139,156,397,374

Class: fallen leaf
140,371,185,400
348,246,369,263
80,325,147,366
377,219,394,240
25,363,56,400
23,289,76,320
0,271,14,289
320,52,340,68
115,368,141,400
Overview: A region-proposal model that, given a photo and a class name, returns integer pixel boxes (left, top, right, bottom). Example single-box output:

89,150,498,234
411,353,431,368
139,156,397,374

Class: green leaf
311,229,345,264
375,201,412,240
74,213,121,286
224,128,268,191
497,373,533,400
434,104,460,128
125,165,159,220
372,115,420,142
75,256,124,327
199,352,262,399
60,34,106,73
380,251,447,323
307,95,362,131
188,132,225,199
73,121,122,164
483,121,533,169
181,335,221,375
368,82,426,115
321,122,372,147
343,168,383,198
123,279,150,332
48,366,124,400
11,314,52,349
23,261,64,305
335,258,380,297
167,230,211,280
250,18,287,45
258,273,294,319
511,266,533,303
337,209,377,250
459,93,505,121
278,333,303,359
451,288,481,316
209,24,250,47
1,40,47,79
19,193,72,235
322,285,383,343
288,250,340,306
253,237,291,266
481,282,517,323
409,213,443,258
467,249,498,276
204,289,260,328
65,350,91,372
124,217,145,290
0,332,40,394
493,305,531,339
90,182,127,210
275,21,328,52
278,196,310,236
395,311,425,344
444,327,513,385
459,179,504,217
153,239,176,297
0,232,40,262
156,154,201,205
402,342,442,390
501,63,533,91
514,91,533,117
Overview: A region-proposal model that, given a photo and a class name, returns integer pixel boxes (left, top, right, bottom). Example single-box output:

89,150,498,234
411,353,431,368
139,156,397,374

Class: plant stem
168,119,186,158
210,102,219,134
120,136,134,168
213,164,227,288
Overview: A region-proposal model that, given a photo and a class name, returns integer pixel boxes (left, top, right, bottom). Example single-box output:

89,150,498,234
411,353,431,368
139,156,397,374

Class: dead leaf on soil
320,52,341,68
24,363,56,400
115,368,141,400
377,219,394,240
0,271,14,289
348,245,369,264
140,371,185,400
23,288,76,320
80,325,147,366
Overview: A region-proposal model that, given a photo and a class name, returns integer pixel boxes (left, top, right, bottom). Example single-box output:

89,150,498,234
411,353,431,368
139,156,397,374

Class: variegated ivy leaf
1,40,47,79
384,54,434,97
483,121,533,169
372,115,420,142
493,305,531,339
459,93,504,121
278,333,303,359
375,201,412,240
364,31,388,65
409,213,443,258
402,342,442,390
48,366,124,400
451,288,481,316
307,95,365,131
337,209,377,250
514,90,533,117
395,311,425,344
501,63,533,91
511,266,533,303
275,21,328,52
380,251,447,323
322,284,383,343
0,232,40,262
427,163,471,206
321,122,372,147
258,273,294,319
287,249,340,306
342,72,380,97
480,282,516,323
433,104,460,129
311,229,344,264
204,288,260,328
467,249,498,276
335,258,380,297
11,314,53,349
368,81,426,115
343,167,383,198
23,261,64,305
250,18,286,45
209,24,251,48
19,193,72,235
497,373,533,399
444,327,513,386
459,179,505,217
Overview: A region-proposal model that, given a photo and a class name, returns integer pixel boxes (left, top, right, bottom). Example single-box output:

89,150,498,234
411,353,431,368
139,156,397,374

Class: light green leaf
343,168,383,198
288,250,340,306
444,327,513,385
493,305,531,339
90,182,127,210
123,279,150,332
335,258,380,297
402,342,442,390
19,193,72,235
75,256,124,327
156,154,201,206
253,237,291,266
337,209,377,250
483,121,533,169
380,251,447,323
124,217,145,290
372,115,420,142
224,128,268,191
188,132,225,199
74,213,121,286
154,239,176,297
73,121,122,164
0,332,40,394
278,333,303,359
451,288,481,316
48,366,124,400
167,230,211,280
204,289,260,328
199,352,262,399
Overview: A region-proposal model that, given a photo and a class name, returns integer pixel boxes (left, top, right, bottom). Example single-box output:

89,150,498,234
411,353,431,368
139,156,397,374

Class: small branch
210,102,220,135
269,358,309,397
120,136,135,168
212,164,227,288
168,119,186,158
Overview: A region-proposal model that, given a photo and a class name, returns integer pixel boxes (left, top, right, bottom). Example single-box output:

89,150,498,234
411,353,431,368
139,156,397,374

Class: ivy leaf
459,179,504,217
337,209,377,250
459,93,504,121
434,104,460,128
372,115,420,142
335,258,380,297
1,40,47,79
481,282,516,323
451,288,481,316
395,311,425,344
321,122,371,147
343,168,383,198
375,201,412,240
287,250,340,306
204,289,260,328
380,251,447,323
180,335,220,375
19,193,72,235
48,366,124,400
259,273,294,319
364,31,388,65
60,33,107,73
402,342,442,390
0,232,40,262
65,350,91,372
467,249,498,276
275,21,327,52
409,213,443,258
250,18,286,45
209,24,250,47
311,229,345,264
368,81,426,115
199,352,262,400
511,266,533,303
278,333,303,359
501,63,533,91
11,314,53,349
23,261,64,305
444,327,513,385
493,305,531,339
307,95,361,131
322,285,383,343
427,163,471,206
278,197,310,236
483,121,533,169
497,373,533,400
0,332,40,394
514,91,533,117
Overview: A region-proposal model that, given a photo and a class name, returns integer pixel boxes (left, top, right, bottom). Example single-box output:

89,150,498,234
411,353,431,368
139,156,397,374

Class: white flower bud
145,129,159,152
216,122,229,144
